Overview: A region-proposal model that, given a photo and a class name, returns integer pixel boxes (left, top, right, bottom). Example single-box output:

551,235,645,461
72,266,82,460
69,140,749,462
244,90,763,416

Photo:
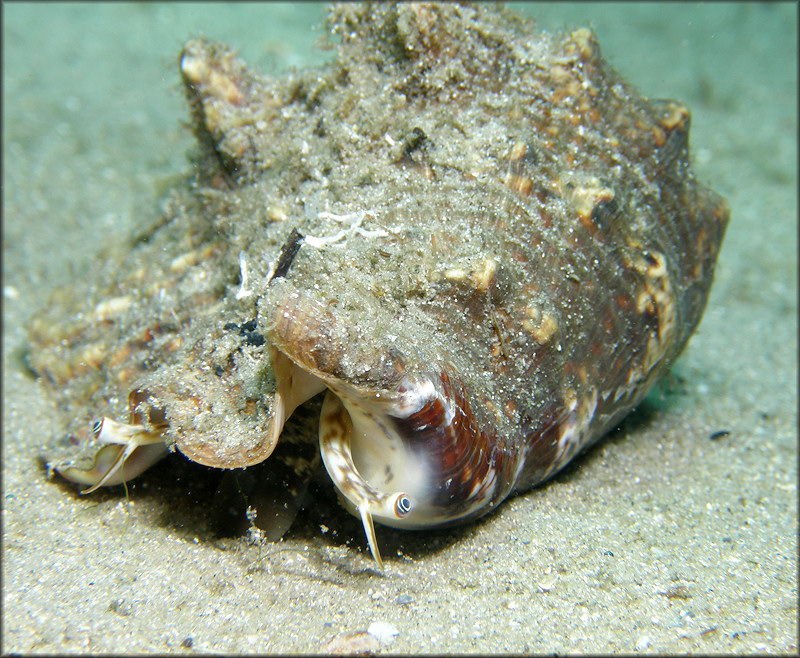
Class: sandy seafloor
2,2,797,654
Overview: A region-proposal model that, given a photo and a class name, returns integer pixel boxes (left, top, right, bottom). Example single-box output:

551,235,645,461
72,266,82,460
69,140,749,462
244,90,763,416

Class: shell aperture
318,390,413,568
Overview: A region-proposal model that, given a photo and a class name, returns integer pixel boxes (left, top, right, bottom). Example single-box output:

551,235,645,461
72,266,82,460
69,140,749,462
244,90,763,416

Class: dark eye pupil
395,494,412,517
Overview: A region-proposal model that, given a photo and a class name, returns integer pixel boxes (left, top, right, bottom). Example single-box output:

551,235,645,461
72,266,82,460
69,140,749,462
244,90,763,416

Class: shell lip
314,362,509,530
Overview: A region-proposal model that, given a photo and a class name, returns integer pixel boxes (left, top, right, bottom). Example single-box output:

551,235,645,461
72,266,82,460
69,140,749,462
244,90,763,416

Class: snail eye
91,419,104,437
394,494,413,518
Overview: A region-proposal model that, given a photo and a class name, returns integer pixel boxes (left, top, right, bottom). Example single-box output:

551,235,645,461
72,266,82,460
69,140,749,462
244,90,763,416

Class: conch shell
30,3,728,567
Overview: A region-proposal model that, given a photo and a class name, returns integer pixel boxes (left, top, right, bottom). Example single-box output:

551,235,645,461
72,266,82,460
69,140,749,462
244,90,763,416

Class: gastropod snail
30,3,729,567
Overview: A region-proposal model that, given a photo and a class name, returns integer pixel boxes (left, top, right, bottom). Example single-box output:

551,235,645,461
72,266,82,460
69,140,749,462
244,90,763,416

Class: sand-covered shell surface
28,2,729,566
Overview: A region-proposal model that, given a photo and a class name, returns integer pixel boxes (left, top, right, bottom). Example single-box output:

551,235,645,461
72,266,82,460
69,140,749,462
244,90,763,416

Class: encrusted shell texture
30,3,728,539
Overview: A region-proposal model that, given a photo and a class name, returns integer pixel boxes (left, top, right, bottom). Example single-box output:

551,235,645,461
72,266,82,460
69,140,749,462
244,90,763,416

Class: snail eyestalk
57,418,168,494
318,391,414,568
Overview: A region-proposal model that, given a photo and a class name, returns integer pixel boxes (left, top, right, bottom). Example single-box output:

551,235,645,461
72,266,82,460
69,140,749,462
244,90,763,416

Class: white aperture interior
331,387,433,523
273,350,437,527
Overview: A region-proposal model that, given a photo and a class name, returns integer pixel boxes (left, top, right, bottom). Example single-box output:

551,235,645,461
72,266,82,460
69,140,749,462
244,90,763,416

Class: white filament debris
305,209,388,249
236,251,252,299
